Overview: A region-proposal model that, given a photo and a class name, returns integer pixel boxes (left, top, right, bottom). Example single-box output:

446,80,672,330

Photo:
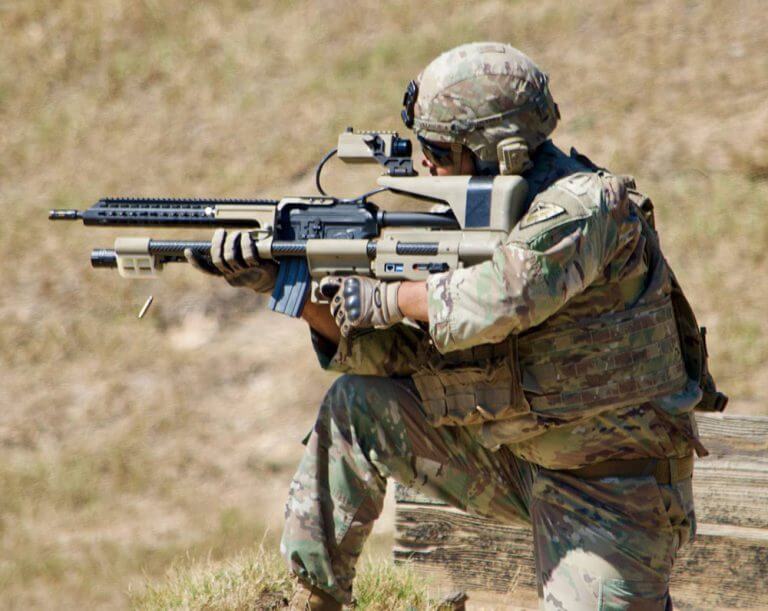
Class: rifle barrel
90,240,211,268
90,238,450,269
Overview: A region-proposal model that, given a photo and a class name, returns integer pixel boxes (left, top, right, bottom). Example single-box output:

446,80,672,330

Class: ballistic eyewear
417,135,454,167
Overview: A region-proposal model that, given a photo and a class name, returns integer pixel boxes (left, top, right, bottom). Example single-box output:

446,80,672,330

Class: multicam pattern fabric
426,169,638,351
413,43,559,161
283,142,704,608
310,323,424,377
281,375,694,608
321,143,700,463
421,148,703,454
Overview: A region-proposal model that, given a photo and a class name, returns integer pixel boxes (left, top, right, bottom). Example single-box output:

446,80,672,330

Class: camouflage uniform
282,45,715,610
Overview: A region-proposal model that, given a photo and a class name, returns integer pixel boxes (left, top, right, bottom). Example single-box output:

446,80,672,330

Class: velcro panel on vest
412,337,529,427
519,298,687,419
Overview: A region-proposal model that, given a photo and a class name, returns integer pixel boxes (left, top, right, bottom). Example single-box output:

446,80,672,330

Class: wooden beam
693,413,768,530
394,413,768,608
395,504,536,596
695,412,768,450
395,505,768,608
694,461,768,529
397,414,768,528
672,524,768,609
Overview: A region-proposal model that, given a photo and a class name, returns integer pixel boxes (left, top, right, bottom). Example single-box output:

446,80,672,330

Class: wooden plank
398,414,768,527
693,461,768,529
696,412,768,445
396,463,768,529
394,505,536,595
395,504,768,609
696,413,768,466
672,524,768,609
395,413,768,606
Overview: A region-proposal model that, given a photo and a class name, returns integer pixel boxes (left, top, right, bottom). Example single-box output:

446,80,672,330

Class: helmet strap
450,142,464,173
473,157,500,176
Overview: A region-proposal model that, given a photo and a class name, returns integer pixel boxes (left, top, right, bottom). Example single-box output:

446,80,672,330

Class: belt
563,455,694,485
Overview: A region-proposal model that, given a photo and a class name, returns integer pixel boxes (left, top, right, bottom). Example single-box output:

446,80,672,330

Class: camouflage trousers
281,375,695,610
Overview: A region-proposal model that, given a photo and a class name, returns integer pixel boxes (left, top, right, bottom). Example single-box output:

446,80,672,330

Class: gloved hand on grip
319,275,403,337
185,229,277,293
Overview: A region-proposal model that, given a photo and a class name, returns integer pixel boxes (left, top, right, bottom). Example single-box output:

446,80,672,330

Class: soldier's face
420,140,475,176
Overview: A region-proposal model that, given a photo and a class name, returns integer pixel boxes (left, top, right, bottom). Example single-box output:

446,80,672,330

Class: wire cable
339,186,390,204
314,148,338,195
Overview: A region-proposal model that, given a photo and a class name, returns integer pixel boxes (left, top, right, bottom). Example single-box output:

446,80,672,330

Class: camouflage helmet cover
411,42,559,162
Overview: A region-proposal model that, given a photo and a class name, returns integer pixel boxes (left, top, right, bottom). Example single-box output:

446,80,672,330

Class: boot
437,591,468,610
288,580,342,611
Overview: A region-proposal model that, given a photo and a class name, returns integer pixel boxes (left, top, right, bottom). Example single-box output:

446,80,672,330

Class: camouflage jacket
311,142,702,468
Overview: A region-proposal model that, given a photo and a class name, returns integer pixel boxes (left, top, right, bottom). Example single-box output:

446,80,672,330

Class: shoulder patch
519,202,566,229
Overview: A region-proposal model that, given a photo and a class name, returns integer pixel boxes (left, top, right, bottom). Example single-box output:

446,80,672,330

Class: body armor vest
412,294,686,429
412,160,725,436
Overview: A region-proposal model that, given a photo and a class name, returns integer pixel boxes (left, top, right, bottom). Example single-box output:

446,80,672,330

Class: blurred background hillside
1,0,767,608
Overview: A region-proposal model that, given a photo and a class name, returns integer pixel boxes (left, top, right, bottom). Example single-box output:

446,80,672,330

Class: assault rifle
50,129,529,317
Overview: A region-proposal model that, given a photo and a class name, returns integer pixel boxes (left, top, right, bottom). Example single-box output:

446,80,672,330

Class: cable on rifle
315,147,338,195
338,186,391,204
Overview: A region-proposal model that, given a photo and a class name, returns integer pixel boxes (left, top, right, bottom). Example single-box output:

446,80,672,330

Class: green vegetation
129,547,435,610
2,0,766,608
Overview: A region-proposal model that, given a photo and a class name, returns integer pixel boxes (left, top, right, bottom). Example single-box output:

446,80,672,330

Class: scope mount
361,133,415,177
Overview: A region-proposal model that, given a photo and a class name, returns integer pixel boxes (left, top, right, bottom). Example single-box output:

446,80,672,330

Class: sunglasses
418,136,454,167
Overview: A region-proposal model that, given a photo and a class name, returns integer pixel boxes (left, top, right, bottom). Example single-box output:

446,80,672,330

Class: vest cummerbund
412,296,688,427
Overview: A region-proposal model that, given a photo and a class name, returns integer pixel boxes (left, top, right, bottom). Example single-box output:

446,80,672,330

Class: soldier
197,43,724,610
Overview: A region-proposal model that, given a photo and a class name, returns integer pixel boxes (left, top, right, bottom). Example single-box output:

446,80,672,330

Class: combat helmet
402,42,559,174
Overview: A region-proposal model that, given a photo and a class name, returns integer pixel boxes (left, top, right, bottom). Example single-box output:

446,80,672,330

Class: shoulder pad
510,171,602,244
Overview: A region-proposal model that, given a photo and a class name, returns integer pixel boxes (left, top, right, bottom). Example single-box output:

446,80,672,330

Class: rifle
50,129,529,317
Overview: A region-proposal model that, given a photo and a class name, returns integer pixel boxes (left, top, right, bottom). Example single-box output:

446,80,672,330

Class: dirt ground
1,1,767,608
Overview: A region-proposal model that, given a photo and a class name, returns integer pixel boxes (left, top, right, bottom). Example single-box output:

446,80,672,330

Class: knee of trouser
325,374,365,400
313,375,366,445
320,375,403,450
322,374,372,419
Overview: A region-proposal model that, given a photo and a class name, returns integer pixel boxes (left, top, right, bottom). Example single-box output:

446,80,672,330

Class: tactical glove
320,275,403,337
185,229,277,293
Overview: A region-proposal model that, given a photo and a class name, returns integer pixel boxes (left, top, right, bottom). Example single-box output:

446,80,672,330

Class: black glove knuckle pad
346,294,361,321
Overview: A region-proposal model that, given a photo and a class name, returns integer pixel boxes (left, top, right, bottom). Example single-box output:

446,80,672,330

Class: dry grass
129,546,436,610
1,0,767,608
129,545,296,611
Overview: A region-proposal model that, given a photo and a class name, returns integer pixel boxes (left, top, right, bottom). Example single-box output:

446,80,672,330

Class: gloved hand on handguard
185,229,277,293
